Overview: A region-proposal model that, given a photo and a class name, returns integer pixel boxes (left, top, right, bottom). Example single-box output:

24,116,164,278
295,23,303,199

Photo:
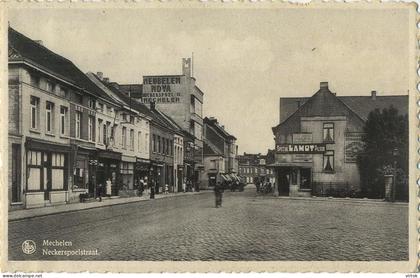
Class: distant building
271,82,408,197
203,117,238,188
238,153,274,184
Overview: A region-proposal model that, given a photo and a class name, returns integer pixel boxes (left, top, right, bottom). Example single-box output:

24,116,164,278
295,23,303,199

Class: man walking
214,181,224,208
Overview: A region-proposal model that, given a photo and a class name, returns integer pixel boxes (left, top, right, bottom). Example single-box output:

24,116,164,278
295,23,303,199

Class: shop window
60,106,68,136
300,168,311,189
291,169,298,185
27,151,42,191
323,150,335,172
45,102,54,133
51,153,65,190
30,96,39,130
323,123,334,142
73,159,88,190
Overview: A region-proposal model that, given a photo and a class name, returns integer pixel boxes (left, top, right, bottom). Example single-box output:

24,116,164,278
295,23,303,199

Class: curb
9,191,210,222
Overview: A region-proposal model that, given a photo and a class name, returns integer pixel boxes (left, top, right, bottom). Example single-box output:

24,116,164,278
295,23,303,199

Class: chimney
182,58,191,77
97,72,103,80
34,40,43,46
371,90,377,100
103,77,109,83
150,100,156,110
320,82,328,89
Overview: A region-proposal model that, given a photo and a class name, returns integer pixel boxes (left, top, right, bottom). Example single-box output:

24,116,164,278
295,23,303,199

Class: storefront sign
276,144,326,154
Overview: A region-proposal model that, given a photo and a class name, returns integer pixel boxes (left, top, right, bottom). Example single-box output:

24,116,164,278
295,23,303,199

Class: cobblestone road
9,187,408,261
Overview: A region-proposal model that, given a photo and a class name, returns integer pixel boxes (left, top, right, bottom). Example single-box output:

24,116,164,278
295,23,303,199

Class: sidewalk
9,191,209,222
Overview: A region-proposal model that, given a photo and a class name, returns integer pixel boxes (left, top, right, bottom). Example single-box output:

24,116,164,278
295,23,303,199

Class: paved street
9,186,408,261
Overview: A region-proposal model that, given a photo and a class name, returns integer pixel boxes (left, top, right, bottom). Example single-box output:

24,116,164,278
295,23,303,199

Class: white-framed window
97,119,103,143
88,116,94,142
45,101,54,133
88,98,96,109
122,127,127,149
130,129,134,151
60,106,68,136
75,111,81,139
103,123,107,145
30,96,39,129
323,123,334,142
323,150,334,172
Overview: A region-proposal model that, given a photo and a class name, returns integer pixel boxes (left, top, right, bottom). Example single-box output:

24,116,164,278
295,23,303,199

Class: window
145,133,149,153
88,98,96,109
138,131,142,152
74,93,83,104
103,123,108,145
58,86,67,98
323,150,334,172
46,80,53,92
60,106,67,136
30,96,39,129
162,137,166,154
130,116,134,124
97,119,103,143
323,123,334,142
27,150,42,191
130,129,134,151
152,134,156,152
170,140,173,156
88,116,94,142
75,111,81,139
158,136,161,153
97,103,104,113
30,75,40,87
122,127,127,148
45,102,54,133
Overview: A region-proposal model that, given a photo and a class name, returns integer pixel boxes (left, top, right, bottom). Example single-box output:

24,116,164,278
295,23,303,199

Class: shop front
69,144,97,202
176,164,184,192
150,161,164,194
96,149,122,196
25,138,71,208
135,157,151,190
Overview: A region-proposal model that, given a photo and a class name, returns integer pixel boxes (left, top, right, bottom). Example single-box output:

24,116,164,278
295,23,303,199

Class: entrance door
277,168,290,196
300,168,312,191
11,144,21,203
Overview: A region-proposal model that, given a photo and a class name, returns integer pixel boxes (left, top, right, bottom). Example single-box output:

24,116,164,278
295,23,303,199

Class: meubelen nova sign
276,144,326,154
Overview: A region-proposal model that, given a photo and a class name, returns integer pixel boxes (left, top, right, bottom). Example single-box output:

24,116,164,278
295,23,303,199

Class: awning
266,162,312,168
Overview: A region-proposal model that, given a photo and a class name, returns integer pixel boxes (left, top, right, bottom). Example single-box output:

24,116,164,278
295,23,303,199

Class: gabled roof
203,117,236,140
8,27,114,103
203,141,223,156
279,94,408,124
273,85,408,133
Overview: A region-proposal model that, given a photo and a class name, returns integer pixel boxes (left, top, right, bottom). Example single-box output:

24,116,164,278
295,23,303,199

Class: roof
153,109,184,135
203,141,223,156
118,84,143,98
279,93,408,124
203,117,236,140
8,27,114,103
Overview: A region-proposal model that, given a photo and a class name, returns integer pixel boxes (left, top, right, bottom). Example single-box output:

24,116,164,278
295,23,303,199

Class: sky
8,7,410,154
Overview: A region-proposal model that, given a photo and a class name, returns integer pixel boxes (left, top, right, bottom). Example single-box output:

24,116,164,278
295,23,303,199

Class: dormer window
46,80,54,92
323,123,334,142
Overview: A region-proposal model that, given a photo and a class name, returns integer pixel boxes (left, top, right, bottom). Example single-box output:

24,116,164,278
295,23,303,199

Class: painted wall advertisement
141,76,183,104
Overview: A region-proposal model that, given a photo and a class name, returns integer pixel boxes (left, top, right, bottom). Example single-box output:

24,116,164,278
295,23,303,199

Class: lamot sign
276,144,326,154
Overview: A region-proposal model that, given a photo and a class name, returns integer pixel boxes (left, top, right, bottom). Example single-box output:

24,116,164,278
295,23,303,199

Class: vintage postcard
0,1,418,273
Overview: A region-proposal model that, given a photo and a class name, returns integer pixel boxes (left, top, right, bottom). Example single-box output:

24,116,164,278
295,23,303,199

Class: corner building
121,58,204,188
271,82,408,197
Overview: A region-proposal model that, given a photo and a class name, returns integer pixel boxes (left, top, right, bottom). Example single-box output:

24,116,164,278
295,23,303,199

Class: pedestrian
138,178,144,197
214,181,224,208
164,184,169,194
96,183,103,202
106,177,112,197
150,179,155,199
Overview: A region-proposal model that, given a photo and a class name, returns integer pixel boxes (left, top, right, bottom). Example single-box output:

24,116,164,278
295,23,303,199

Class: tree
357,106,408,199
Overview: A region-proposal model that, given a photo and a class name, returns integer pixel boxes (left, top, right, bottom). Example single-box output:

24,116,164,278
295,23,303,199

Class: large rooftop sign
276,144,326,154
141,75,183,104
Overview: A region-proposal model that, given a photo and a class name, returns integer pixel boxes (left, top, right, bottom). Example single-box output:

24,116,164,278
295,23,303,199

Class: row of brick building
8,27,234,210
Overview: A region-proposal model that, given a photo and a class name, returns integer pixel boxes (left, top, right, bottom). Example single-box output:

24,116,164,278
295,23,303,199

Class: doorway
277,168,290,196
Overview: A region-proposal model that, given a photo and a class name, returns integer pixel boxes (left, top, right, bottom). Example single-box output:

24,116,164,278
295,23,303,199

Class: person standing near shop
214,181,224,208
106,177,112,197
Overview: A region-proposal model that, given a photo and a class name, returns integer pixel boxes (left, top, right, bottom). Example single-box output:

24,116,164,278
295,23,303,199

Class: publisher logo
22,240,36,255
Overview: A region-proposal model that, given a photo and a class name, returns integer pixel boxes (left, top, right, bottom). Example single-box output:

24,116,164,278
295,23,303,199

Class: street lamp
392,148,399,202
